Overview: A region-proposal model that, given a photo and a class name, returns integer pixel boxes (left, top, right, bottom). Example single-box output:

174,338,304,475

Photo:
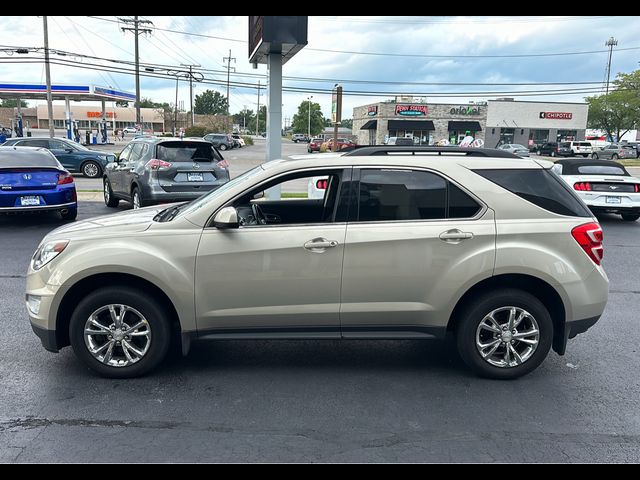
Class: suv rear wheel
456,289,553,379
219,143,228,151
69,287,171,378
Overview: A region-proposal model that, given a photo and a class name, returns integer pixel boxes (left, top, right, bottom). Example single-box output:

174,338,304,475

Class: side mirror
65,148,74,153
213,206,239,229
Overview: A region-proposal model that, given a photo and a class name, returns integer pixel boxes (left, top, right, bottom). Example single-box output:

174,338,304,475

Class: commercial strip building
352,98,589,147
484,99,589,148
353,99,486,146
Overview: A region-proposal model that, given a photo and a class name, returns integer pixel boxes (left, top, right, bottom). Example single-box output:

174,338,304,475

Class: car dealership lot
1,145,640,462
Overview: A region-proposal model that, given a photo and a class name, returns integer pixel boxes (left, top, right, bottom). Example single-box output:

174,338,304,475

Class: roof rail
342,145,520,158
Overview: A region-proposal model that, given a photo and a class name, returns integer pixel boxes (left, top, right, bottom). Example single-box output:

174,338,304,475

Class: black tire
612,154,618,160
621,213,640,222
592,153,599,159
103,178,119,208
81,160,102,178
550,151,556,157
536,150,541,156
455,289,553,380
131,186,147,209
69,287,171,378
219,144,228,151
60,207,77,221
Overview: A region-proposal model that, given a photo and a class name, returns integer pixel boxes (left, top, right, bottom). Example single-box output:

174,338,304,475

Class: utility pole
223,49,236,115
181,63,200,127
307,95,313,139
174,76,179,136
43,16,54,139
120,16,153,127
605,37,618,95
256,80,260,135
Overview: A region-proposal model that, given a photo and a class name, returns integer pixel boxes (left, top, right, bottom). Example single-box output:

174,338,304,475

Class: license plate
20,196,41,206
187,173,204,182
606,196,622,204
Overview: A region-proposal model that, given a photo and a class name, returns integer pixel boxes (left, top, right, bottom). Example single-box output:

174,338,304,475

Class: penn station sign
395,104,429,116
450,106,481,116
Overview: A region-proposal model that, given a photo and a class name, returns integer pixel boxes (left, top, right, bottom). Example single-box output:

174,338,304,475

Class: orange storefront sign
86,111,116,118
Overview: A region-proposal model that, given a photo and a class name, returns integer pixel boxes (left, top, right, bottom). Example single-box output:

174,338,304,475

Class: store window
528,129,549,148
557,130,577,141
499,128,515,145
387,130,432,145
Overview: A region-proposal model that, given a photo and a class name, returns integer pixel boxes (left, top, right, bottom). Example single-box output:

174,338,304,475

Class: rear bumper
141,183,227,204
0,201,76,212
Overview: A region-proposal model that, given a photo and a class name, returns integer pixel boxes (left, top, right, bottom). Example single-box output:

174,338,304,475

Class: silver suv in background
27,146,608,380
103,137,230,209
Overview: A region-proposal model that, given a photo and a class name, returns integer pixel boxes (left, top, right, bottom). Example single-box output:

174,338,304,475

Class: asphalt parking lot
1,142,640,462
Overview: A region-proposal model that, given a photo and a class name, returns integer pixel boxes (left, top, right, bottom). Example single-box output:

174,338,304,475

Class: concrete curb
77,191,103,202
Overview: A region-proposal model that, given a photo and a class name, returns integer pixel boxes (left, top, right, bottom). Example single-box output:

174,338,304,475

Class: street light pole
307,95,313,139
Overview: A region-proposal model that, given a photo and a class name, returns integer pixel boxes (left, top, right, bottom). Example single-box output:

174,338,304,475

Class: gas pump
100,120,108,144
65,117,73,140
13,114,23,137
73,120,80,143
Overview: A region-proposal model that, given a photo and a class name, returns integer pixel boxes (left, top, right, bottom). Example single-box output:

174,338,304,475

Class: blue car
0,146,77,221
1,137,115,178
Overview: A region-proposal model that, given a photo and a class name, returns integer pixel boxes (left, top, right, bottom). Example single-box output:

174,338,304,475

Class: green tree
256,105,267,134
194,90,228,115
0,99,28,108
340,118,353,129
291,100,325,136
232,107,255,132
586,69,640,141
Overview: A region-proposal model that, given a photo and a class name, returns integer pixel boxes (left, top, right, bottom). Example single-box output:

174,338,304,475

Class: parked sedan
591,143,637,160
0,146,77,220
552,158,640,221
497,143,530,157
103,137,230,209
1,137,115,178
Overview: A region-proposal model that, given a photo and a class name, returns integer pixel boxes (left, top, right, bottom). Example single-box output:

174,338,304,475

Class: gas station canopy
0,83,136,102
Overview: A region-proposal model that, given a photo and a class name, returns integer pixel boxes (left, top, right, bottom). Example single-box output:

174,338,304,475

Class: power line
119,16,153,125
0,45,612,88
0,56,620,99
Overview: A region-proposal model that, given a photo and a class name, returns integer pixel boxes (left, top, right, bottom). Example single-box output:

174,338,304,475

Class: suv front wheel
69,287,171,378
456,289,553,379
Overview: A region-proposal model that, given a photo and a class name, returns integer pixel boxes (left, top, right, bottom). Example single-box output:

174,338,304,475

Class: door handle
304,238,338,251
439,229,474,242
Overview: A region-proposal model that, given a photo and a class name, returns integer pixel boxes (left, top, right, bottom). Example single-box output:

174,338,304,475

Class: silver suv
26,146,608,379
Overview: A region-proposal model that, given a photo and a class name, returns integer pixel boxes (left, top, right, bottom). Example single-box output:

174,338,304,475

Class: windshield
174,165,264,218
511,144,527,149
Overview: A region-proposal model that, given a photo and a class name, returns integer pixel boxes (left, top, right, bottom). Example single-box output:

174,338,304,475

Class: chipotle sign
395,104,429,116
539,111,572,120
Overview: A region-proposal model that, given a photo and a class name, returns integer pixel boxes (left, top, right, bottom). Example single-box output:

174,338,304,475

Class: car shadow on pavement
162,338,470,376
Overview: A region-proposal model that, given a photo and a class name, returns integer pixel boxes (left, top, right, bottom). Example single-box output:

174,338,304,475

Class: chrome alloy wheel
475,306,539,368
103,181,110,203
84,304,152,367
83,162,99,177
132,191,140,209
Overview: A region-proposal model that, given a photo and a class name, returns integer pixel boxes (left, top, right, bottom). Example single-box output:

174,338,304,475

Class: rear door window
474,168,591,217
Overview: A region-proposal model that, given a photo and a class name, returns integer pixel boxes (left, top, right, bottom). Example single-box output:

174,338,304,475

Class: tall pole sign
332,84,342,152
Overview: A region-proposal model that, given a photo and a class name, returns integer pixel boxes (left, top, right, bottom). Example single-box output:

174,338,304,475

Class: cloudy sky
2,16,639,123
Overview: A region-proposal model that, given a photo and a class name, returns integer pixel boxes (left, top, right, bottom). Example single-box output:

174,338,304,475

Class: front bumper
31,323,58,352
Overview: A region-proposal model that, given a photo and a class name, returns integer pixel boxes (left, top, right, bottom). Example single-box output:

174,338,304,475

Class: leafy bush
185,125,209,137
241,135,253,146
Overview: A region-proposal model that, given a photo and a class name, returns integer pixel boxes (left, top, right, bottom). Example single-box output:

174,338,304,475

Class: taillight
145,159,172,170
217,159,229,169
57,172,74,185
572,222,603,266
316,179,328,190
573,182,591,191
635,184,639,193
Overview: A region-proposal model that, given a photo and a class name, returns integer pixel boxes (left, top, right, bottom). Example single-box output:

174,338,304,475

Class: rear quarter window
474,168,591,217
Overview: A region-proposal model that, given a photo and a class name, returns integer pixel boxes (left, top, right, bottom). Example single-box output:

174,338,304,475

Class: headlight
32,240,69,271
